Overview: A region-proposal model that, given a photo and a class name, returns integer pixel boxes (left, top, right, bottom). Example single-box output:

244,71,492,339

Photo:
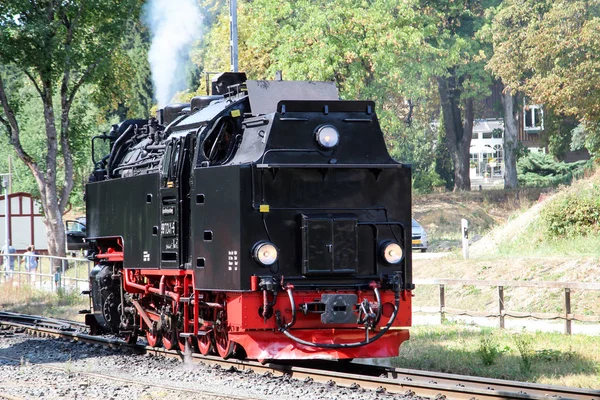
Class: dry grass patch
0,283,87,322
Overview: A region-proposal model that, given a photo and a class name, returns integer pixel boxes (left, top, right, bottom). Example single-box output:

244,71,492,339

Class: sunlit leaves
489,0,600,124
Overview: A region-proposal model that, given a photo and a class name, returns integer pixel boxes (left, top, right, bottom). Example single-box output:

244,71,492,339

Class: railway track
1,312,599,400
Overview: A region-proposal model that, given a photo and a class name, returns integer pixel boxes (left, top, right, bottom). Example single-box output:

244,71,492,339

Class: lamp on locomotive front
381,241,404,264
315,125,340,149
252,241,278,266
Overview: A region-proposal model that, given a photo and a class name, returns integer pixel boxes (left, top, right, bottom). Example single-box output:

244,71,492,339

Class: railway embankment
406,170,600,389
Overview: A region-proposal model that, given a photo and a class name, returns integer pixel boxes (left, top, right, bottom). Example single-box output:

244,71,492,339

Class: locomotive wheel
214,329,234,359
161,330,178,350
146,330,162,347
179,335,190,353
161,300,181,351
197,330,214,356
214,311,234,359
123,332,138,345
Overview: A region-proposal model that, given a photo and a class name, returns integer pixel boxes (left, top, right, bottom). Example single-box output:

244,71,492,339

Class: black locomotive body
85,73,413,360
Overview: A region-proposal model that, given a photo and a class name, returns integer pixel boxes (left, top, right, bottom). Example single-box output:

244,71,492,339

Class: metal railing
0,252,91,293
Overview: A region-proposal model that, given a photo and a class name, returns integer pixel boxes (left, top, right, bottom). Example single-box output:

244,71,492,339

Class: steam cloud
143,0,203,107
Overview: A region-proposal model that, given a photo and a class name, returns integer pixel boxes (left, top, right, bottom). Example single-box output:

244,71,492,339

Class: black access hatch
301,214,358,275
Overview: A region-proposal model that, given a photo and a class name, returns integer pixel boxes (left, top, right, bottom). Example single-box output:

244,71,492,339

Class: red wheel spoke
162,329,177,350
198,330,213,356
146,330,161,347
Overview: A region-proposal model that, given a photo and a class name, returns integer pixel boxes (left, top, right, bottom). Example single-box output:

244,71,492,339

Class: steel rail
1,314,599,400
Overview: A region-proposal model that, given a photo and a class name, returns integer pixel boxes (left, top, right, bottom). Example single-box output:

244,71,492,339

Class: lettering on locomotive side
228,250,238,271
165,238,179,250
162,206,175,216
161,221,177,236
143,251,150,262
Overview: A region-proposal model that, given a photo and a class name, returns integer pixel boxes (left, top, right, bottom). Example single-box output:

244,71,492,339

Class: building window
482,131,493,139
524,104,543,131
470,153,479,174
493,144,503,163
473,132,479,139
492,144,503,177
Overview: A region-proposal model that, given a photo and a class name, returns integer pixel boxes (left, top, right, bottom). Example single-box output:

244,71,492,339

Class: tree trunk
437,75,473,191
501,85,519,189
1,74,68,262
41,84,67,263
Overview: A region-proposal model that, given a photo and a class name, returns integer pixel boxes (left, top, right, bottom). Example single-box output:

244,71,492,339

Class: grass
499,227,600,258
0,282,88,321
394,324,600,388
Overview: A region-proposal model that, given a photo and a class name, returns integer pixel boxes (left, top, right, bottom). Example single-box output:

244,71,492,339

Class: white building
0,192,48,251
469,119,505,179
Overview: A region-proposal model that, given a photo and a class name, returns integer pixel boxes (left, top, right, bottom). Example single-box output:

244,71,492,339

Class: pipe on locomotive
275,279,401,349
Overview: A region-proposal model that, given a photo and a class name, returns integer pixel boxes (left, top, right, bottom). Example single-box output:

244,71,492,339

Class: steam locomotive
84,73,413,360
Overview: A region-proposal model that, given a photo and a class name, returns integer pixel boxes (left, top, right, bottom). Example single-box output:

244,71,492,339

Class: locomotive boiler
84,73,413,360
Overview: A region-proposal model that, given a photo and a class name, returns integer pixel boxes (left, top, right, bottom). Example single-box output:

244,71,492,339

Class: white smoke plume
143,0,203,107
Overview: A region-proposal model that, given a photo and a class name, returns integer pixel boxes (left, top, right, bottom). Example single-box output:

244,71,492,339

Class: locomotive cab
85,73,413,360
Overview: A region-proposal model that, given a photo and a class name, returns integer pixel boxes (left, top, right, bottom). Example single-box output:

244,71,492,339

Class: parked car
65,217,87,252
412,219,428,252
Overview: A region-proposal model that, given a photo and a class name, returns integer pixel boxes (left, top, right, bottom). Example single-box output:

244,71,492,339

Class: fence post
62,258,66,290
564,288,572,335
461,219,469,260
18,254,22,287
498,286,505,329
439,284,446,324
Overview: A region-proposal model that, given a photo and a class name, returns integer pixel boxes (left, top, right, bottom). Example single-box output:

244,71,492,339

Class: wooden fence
413,278,600,334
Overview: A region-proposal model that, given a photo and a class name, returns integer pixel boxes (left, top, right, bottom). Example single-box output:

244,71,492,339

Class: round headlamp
381,241,403,264
315,125,339,149
253,242,278,266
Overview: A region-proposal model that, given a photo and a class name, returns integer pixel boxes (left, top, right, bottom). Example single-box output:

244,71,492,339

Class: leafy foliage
0,0,142,256
478,332,503,366
517,152,588,188
489,0,600,154
388,121,446,193
541,179,600,238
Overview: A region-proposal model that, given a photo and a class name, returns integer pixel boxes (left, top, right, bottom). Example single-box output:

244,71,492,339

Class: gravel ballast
0,334,418,399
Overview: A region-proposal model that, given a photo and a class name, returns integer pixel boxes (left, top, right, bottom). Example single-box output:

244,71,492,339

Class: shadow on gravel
0,336,126,365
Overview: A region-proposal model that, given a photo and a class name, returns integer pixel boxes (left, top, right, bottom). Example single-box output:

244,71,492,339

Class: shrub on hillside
517,152,588,188
541,184,600,237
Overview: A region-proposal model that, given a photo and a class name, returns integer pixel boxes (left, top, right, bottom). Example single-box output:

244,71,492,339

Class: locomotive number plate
162,206,175,216
161,221,177,237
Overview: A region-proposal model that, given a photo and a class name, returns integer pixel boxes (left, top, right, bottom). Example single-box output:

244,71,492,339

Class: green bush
478,333,501,365
513,334,535,374
541,183,600,237
517,152,588,188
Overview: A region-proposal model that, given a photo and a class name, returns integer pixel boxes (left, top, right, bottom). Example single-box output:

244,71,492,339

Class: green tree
420,0,499,191
0,0,140,258
90,19,153,121
193,0,438,173
489,0,600,153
